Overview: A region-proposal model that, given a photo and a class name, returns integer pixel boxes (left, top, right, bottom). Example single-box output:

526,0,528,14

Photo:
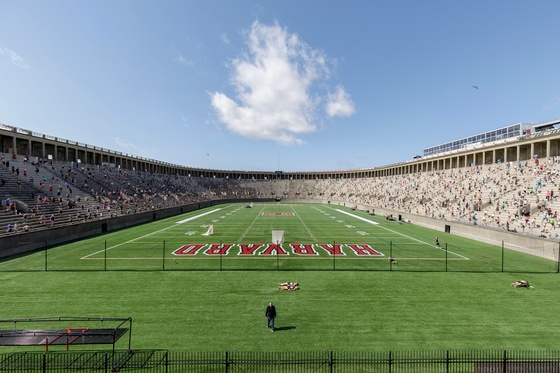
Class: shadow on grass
273,326,296,332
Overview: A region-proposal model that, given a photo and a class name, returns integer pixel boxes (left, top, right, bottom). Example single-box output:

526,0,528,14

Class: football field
5,202,555,273
1,202,559,352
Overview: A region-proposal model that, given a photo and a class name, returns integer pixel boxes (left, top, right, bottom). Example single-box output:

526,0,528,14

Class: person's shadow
273,326,296,332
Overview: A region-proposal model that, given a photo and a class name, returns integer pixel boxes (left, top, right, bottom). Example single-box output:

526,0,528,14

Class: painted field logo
262,212,295,216
172,243,383,257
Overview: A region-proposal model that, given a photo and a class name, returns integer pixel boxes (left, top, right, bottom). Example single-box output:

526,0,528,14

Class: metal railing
1,349,560,372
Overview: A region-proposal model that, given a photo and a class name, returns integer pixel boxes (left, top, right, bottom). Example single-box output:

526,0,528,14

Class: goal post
201,224,214,236
272,230,284,245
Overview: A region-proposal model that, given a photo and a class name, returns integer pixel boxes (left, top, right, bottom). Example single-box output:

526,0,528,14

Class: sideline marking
81,208,222,259
335,209,378,225
333,208,469,260
176,209,222,224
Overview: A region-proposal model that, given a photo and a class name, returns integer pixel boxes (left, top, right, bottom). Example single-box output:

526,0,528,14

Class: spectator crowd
2,152,560,239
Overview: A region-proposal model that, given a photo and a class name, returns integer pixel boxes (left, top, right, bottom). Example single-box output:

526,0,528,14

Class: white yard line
292,206,317,241
333,208,469,260
237,205,267,242
81,208,222,259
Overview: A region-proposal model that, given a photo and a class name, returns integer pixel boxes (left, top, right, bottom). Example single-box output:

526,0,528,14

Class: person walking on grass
265,302,276,332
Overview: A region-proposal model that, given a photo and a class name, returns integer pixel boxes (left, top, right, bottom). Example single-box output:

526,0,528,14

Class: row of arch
2,124,560,180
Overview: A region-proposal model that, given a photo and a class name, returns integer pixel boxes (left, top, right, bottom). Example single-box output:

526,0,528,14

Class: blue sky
1,1,559,172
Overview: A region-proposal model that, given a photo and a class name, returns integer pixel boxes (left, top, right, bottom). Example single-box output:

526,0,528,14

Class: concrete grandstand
1,119,560,260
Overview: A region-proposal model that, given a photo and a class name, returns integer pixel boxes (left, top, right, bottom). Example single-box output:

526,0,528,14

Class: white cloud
210,21,354,145
113,137,136,149
0,47,29,69
172,49,193,66
221,32,230,45
543,96,560,111
326,85,356,117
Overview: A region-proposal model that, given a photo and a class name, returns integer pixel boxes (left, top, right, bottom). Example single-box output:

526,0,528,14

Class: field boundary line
335,209,379,226
80,208,222,259
175,208,223,224
332,208,469,260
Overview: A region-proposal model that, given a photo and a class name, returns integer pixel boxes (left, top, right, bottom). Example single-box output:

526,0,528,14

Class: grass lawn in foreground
1,271,558,352
1,203,559,352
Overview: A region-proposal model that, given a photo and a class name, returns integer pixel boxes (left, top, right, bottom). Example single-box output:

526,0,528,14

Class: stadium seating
2,152,560,240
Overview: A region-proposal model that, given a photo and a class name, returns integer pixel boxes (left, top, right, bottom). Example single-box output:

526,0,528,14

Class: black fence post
333,241,336,271
44,241,47,272
445,243,448,272
11,349,560,371
557,243,560,273
162,240,166,271
390,241,393,271
501,241,504,272
225,350,230,373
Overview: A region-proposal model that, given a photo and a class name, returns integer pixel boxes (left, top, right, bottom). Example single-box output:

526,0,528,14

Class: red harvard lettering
290,244,318,255
346,244,382,256
259,244,289,255
204,243,233,255
174,244,206,255
238,243,264,255
316,243,345,256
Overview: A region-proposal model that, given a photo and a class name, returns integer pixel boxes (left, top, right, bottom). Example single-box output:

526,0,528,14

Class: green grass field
1,202,560,353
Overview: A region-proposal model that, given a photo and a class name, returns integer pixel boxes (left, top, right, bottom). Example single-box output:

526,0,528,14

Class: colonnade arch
2,124,560,181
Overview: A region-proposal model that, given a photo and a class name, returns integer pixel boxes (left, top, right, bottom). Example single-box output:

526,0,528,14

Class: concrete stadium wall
0,198,272,259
